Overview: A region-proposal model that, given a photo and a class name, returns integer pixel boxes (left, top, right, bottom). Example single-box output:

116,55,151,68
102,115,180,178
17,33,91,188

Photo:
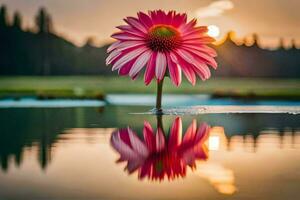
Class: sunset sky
0,0,299,48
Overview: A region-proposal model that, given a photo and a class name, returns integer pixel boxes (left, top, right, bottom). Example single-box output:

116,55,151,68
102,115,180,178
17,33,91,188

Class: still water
0,106,299,200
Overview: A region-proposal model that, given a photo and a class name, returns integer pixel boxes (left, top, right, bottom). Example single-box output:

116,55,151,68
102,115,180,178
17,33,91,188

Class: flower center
146,25,181,52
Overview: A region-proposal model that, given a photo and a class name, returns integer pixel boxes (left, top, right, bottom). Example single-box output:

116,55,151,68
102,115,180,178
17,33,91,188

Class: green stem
156,78,164,113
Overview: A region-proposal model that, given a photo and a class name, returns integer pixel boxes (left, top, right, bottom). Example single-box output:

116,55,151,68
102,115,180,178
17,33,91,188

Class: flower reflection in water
110,117,210,181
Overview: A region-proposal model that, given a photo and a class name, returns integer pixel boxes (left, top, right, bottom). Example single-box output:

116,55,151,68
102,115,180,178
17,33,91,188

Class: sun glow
207,25,220,38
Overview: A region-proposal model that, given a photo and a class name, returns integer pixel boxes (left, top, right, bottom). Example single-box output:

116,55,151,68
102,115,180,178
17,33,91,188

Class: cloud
195,0,234,18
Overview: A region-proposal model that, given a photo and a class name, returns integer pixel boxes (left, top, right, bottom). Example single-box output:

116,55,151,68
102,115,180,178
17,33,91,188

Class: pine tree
35,7,53,34
12,11,22,29
0,5,8,27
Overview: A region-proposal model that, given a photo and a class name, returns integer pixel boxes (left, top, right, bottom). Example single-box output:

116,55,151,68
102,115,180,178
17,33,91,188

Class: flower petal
184,47,218,69
149,10,159,24
166,53,181,86
128,128,149,157
179,18,197,33
118,58,137,75
111,32,144,41
172,13,187,27
175,49,195,64
112,47,147,71
182,26,208,37
195,123,210,144
155,128,165,152
168,117,182,150
143,121,156,152
129,50,152,78
110,129,139,161
116,25,145,37
155,52,167,80
137,12,153,28
144,52,157,85
183,119,197,144
106,50,121,65
107,41,121,53
182,44,217,57
170,52,196,85
125,17,148,33
113,41,145,53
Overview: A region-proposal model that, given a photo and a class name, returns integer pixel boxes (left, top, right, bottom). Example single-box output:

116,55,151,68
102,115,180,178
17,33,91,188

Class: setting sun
207,25,220,38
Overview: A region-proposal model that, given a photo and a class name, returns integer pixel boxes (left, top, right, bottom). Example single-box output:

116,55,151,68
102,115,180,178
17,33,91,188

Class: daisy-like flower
110,117,210,181
106,10,217,86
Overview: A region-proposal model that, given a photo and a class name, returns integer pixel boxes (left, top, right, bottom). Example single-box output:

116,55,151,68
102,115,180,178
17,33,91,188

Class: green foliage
0,76,299,99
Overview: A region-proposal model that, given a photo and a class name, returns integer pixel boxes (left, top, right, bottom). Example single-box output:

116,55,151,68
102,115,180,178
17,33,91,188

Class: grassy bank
0,76,300,100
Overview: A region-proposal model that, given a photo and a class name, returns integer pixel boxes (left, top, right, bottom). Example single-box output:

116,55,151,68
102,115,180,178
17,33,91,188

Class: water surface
0,106,299,200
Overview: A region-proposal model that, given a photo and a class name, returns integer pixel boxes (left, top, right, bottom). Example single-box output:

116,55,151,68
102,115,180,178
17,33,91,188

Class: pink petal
107,41,121,53
106,50,121,65
119,128,132,147
175,49,195,64
195,123,210,144
155,128,165,152
172,13,187,27
166,11,175,24
144,52,157,85
125,17,147,34
182,44,217,57
116,25,146,37
126,159,144,173
166,53,181,86
155,52,167,80
110,130,140,161
184,47,218,69
149,10,159,24
157,10,167,24
118,58,137,75
168,117,182,150
192,63,211,80
111,32,144,41
176,48,210,81
181,64,196,85
180,47,212,79
139,159,152,179
112,47,147,71
143,121,156,152
170,52,196,85
114,41,145,52
128,128,149,157
183,32,208,41
129,50,152,78
137,12,153,28
183,119,197,143
182,26,208,37
179,19,197,33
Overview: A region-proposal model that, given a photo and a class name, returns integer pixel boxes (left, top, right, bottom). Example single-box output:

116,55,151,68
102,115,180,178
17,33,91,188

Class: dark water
0,106,299,200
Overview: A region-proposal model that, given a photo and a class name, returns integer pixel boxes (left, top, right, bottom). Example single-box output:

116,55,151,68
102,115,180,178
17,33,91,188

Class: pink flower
110,117,210,181
106,10,217,86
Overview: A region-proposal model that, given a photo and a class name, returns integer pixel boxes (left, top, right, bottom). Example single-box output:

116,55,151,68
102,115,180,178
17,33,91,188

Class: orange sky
0,0,299,48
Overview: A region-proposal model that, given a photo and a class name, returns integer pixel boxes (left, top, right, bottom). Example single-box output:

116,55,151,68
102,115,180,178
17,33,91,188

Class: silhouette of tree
252,33,260,47
279,37,286,50
12,11,22,29
0,5,8,27
35,7,53,34
291,39,297,50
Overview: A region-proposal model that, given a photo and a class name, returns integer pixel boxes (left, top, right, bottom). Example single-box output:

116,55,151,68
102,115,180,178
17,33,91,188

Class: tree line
0,5,299,78
0,5,109,76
